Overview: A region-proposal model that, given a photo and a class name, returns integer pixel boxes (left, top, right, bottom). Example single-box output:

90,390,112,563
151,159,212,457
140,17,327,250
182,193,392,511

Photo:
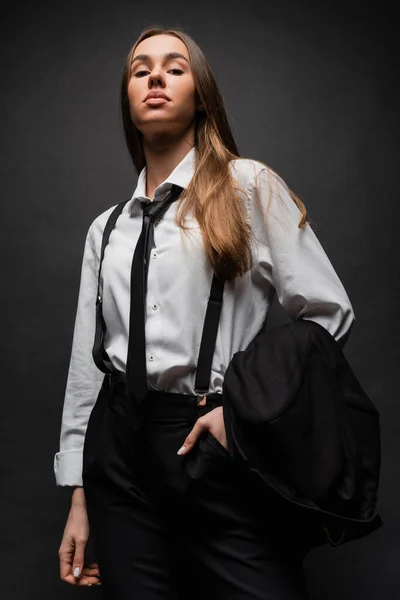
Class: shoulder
229,159,303,230
86,200,129,254
228,158,294,220
229,157,264,185
89,201,123,235
229,157,288,193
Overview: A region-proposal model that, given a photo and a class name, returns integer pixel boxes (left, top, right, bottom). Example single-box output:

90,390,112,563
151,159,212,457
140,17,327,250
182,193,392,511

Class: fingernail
73,566,80,577
177,445,186,455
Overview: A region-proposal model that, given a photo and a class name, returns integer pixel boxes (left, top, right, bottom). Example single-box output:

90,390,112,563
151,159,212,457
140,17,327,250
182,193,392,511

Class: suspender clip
194,391,208,406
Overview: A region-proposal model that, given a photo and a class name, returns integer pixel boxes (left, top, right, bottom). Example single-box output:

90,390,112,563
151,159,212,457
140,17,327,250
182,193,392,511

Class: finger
208,407,228,449
71,538,87,580
83,562,99,570
177,416,208,455
59,549,100,586
81,564,101,576
60,565,101,587
76,574,102,587
62,574,102,587
59,548,74,581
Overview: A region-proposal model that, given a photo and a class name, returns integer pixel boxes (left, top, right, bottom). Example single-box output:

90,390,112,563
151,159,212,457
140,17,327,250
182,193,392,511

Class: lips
144,91,171,101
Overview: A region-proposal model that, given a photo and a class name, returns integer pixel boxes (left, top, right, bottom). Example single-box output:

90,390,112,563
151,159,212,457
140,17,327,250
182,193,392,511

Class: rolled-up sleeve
53,226,105,487
252,166,355,348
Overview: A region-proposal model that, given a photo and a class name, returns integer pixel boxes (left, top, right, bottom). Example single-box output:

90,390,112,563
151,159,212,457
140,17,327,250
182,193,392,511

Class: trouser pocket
183,427,235,481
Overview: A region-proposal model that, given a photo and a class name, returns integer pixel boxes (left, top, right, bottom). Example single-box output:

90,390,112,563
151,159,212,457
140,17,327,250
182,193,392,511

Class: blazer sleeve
251,166,355,348
53,225,105,487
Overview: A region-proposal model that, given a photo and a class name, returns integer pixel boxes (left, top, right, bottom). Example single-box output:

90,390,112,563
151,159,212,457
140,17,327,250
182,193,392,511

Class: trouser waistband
106,371,223,421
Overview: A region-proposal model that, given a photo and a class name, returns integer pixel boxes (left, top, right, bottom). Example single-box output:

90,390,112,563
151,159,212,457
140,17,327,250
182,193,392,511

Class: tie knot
140,185,183,220
141,200,162,218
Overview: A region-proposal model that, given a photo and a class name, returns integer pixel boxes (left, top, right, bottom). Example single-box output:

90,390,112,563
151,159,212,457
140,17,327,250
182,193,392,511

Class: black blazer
221,319,383,556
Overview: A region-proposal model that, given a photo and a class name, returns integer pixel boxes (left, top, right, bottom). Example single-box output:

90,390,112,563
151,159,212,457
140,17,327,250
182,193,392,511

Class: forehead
133,34,189,61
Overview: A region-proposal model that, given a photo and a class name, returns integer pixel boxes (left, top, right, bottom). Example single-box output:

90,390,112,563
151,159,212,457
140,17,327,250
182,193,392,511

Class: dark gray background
1,0,398,597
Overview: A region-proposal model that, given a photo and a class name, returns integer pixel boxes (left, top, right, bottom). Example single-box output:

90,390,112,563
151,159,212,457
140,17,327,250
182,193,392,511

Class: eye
134,69,184,78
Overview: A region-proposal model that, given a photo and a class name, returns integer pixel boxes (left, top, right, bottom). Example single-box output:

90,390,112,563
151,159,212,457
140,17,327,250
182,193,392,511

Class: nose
149,70,164,87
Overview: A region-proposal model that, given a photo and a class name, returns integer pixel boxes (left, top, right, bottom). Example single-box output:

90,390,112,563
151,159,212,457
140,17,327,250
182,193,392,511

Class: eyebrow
131,52,189,67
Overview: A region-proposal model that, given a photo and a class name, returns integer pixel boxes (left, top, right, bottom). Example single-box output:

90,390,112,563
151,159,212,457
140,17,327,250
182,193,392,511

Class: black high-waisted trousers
82,373,310,600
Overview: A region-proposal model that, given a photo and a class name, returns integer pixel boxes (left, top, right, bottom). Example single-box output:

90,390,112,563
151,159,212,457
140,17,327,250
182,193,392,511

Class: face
128,34,197,139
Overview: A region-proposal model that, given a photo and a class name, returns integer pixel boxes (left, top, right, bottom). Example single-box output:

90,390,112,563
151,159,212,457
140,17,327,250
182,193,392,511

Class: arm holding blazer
251,166,355,348
222,168,382,553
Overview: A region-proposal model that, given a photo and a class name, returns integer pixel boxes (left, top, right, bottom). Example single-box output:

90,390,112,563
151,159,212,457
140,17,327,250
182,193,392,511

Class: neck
142,135,194,200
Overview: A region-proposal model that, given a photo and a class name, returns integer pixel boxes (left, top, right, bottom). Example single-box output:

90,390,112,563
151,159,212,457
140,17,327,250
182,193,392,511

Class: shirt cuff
54,449,83,487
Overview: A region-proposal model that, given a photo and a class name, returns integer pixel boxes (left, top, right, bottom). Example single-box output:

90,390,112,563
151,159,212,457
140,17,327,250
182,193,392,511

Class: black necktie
125,183,183,406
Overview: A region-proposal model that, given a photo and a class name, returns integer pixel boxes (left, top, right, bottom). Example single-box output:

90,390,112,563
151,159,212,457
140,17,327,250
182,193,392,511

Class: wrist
71,486,86,506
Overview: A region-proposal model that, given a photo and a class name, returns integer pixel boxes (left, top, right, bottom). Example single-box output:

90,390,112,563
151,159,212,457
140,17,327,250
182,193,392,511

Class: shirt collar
129,146,195,210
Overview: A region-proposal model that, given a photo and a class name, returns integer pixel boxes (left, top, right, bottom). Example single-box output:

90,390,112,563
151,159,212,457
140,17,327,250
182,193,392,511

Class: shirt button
149,355,154,361
152,251,157,259
152,304,158,310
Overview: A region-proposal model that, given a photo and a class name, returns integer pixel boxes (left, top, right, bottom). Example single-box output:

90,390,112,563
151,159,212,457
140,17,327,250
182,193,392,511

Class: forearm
71,486,86,506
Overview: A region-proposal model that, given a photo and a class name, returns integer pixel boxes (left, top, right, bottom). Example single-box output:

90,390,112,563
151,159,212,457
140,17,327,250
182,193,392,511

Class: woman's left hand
177,407,227,455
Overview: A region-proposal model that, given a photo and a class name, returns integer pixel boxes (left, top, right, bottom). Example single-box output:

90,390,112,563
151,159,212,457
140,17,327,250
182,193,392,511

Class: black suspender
92,200,130,375
194,274,225,395
91,199,225,398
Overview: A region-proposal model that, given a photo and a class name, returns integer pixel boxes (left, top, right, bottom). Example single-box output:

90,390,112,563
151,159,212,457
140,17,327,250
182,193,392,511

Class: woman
55,26,355,598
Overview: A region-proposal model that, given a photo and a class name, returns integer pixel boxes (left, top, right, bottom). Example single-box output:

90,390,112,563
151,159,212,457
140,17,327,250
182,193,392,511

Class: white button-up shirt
54,147,355,486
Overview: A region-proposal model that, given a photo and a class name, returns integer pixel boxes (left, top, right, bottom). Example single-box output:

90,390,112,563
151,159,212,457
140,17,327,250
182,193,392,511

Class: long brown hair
120,26,310,282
